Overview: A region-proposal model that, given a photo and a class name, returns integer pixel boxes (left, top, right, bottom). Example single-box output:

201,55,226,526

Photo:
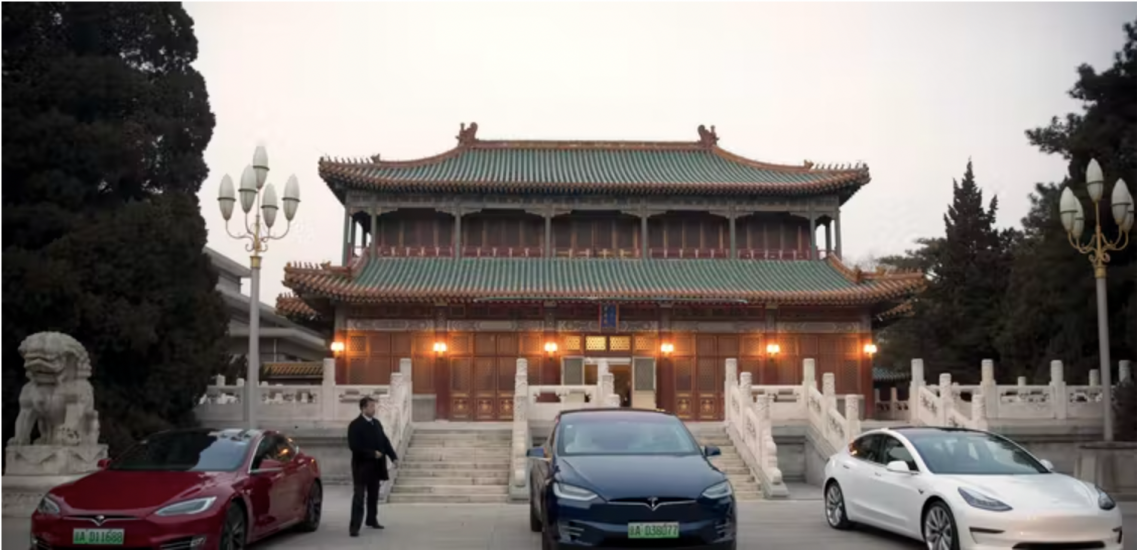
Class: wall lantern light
544,342,559,355
863,343,878,356
330,341,345,355
660,342,675,356
432,341,448,355
765,343,781,357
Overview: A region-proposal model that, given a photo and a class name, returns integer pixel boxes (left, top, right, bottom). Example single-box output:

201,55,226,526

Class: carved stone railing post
938,373,953,425
844,394,861,442
512,359,529,488
600,372,615,407
1120,360,1133,383
822,372,837,413
1050,360,1068,420
908,359,925,423
725,359,738,427
971,389,988,430
803,358,817,390
1089,369,1101,388
980,359,997,419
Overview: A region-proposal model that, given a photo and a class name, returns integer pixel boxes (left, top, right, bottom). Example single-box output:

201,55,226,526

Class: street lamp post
217,145,302,429
1059,159,1134,442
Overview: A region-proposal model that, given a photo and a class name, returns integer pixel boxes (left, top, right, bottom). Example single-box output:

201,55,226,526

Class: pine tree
2,3,227,454
875,162,1014,381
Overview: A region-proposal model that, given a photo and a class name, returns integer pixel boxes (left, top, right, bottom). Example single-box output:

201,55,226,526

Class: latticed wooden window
563,335,582,352
450,334,473,356
586,336,607,351
608,336,631,351
451,358,471,391
348,335,367,354
634,358,656,391
562,358,585,385
634,334,657,353
475,358,495,392
675,358,693,391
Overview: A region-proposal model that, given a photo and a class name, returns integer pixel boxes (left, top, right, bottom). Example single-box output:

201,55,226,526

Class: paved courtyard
4,487,1135,549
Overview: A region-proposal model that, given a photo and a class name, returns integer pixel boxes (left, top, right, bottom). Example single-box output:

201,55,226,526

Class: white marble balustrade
194,358,413,435
907,359,1132,429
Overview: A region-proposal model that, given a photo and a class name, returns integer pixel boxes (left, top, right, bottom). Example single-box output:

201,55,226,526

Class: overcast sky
185,2,1136,302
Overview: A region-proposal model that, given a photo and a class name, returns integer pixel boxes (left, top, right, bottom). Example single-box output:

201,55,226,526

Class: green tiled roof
284,257,924,305
319,125,870,197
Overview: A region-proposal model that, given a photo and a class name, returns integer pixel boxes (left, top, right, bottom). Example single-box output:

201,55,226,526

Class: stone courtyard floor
4,486,1135,549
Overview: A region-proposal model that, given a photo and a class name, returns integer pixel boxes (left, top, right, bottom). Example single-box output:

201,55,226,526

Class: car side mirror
527,447,546,459
885,460,913,474
252,458,284,474
96,458,111,470
1040,459,1055,471
703,445,721,458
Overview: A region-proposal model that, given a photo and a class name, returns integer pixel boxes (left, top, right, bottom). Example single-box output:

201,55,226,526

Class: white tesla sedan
822,426,1123,550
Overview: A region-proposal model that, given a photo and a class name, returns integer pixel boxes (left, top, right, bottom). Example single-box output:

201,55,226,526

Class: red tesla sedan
31,428,322,549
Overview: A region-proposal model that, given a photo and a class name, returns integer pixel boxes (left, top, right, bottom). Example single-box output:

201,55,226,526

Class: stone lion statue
8,332,101,447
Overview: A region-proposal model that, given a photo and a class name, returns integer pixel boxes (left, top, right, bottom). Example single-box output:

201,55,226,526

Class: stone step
413,427,512,436
397,467,510,478
387,493,509,504
406,446,510,456
410,438,512,448
395,475,508,486
410,433,513,442
390,484,509,495
401,461,509,471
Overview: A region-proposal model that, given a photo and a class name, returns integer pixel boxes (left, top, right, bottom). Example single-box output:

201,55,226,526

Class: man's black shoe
365,523,385,529
350,531,360,537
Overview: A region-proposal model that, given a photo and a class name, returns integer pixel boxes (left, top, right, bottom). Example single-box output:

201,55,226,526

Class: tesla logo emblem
647,497,659,510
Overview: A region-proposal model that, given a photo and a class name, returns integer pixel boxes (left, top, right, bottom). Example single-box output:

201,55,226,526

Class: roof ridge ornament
457,122,479,145
697,125,719,147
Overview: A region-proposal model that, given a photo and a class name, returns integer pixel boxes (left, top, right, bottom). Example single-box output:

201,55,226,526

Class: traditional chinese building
277,124,924,422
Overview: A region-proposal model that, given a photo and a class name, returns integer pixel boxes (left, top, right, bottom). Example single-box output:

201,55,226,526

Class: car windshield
907,430,1048,475
556,414,700,456
109,431,253,472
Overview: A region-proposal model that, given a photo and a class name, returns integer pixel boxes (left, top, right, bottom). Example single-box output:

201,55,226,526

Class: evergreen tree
998,23,1136,383
2,3,227,454
875,163,1014,381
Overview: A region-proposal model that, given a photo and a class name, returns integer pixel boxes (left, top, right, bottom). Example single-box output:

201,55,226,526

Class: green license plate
72,529,125,545
628,522,680,539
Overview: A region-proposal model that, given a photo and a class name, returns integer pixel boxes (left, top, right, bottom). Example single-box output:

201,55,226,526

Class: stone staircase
388,424,511,504
689,426,764,501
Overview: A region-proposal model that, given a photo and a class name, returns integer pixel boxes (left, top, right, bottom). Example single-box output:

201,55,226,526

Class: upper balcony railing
349,245,832,260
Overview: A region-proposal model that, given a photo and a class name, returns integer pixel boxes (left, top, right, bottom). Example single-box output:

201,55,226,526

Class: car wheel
219,503,247,550
824,481,853,530
922,501,960,550
297,480,322,532
529,497,542,533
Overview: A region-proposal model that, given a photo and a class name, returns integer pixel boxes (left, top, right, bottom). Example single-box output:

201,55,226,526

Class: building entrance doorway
610,363,632,407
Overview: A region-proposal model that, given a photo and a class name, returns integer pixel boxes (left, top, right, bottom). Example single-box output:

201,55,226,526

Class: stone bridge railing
909,358,1132,430
195,358,414,442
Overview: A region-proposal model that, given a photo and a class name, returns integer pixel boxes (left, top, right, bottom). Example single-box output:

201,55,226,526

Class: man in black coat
347,395,399,537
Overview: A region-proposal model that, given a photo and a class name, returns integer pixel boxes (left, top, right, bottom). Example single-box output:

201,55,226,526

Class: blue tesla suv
527,408,737,549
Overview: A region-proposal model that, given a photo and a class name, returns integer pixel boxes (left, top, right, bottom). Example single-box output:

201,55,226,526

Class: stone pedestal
3,444,107,517
1074,442,1137,502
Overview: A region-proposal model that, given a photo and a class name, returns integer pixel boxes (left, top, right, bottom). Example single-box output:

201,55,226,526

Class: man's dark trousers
349,460,380,532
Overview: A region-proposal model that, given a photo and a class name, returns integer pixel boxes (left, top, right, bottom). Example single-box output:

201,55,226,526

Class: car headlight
154,496,217,517
957,487,1011,512
702,480,733,500
1096,486,1116,511
37,496,61,515
552,482,599,502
